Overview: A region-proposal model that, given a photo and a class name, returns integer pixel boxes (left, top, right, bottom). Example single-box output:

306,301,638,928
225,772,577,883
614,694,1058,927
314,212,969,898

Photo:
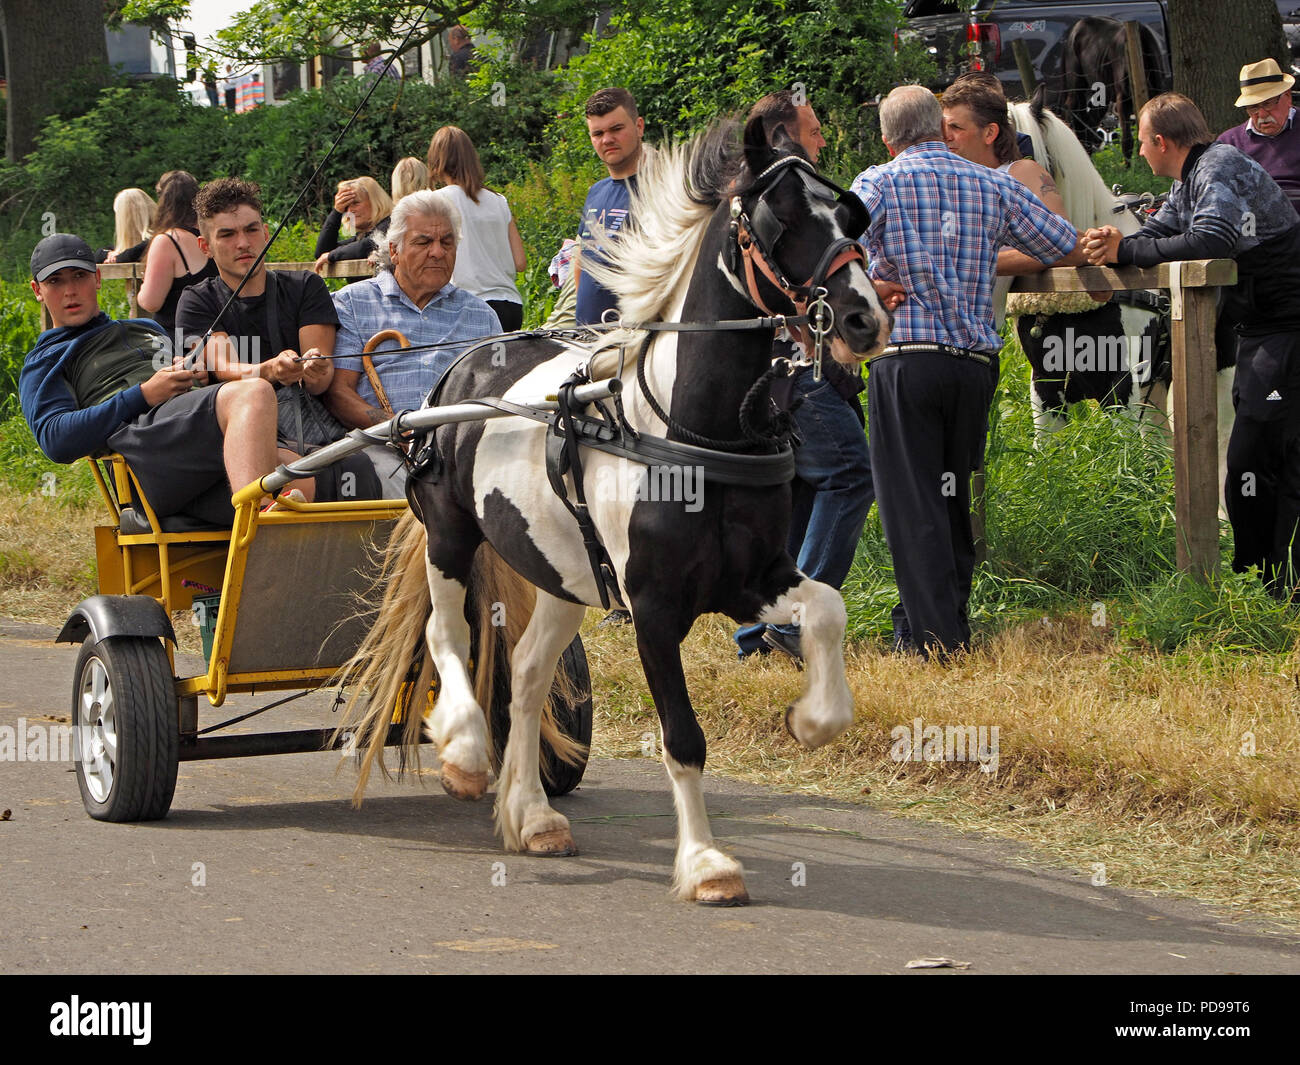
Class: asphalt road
2,619,1298,975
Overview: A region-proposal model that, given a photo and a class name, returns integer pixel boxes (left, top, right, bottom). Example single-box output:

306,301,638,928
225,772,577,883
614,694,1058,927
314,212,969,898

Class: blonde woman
313,175,393,274
97,188,155,264
391,156,429,202
426,125,525,330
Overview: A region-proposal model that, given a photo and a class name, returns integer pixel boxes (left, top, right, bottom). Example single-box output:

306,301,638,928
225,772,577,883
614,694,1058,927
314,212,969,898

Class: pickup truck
899,0,1174,97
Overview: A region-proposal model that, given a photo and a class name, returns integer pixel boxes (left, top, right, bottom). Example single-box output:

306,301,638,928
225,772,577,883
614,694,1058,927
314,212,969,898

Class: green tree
1168,0,1289,134
1,0,110,161
551,0,932,181
121,0,607,68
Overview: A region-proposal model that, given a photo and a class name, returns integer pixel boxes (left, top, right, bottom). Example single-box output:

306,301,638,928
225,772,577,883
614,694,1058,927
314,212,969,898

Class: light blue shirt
332,270,501,412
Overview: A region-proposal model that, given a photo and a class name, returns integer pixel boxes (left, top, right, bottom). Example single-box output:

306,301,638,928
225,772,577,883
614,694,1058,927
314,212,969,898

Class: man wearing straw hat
1217,58,1300,214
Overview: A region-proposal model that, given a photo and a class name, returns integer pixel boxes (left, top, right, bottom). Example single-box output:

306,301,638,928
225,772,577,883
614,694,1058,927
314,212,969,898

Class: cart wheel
72,636,179,822
489,634,593,798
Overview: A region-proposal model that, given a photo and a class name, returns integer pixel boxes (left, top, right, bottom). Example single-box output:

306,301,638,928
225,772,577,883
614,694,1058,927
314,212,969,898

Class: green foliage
502,164,591,325
0,412,96,504
1122,570,1300,654
551,0,932,180
840,331,1296,654
0,78,231,277
1092,144,1173,200
0,279,43,407
982,346,1178,596
0,67,558,280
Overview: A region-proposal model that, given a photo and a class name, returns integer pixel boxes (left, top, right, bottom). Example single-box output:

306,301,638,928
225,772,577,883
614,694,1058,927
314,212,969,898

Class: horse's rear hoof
524,829,578,856
696,877,749,906
440,764,488,801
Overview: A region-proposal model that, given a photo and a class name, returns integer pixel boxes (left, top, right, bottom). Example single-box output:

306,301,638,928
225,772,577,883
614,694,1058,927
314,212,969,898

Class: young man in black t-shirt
178,178,338,405
178,178,381,499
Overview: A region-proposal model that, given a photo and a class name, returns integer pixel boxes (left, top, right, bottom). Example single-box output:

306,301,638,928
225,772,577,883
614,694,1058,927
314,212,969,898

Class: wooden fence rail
44,259,377,330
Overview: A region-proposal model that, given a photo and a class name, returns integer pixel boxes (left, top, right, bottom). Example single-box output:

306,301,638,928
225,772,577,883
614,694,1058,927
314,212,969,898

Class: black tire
489,634,593,798
72,635,179,822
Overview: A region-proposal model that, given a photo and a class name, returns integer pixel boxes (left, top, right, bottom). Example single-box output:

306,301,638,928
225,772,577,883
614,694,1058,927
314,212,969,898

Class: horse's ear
743,114,777,175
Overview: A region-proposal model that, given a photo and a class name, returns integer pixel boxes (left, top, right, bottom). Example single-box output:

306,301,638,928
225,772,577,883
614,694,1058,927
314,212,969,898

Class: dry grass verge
0,486,97,621
583,613,1300,929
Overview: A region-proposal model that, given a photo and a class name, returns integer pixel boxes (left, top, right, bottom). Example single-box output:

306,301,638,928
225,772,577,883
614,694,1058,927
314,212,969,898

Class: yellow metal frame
89,455,407,707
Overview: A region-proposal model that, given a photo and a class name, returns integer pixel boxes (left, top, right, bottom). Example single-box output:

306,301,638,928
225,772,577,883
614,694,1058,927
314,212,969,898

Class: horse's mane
1009,98,1138,236
580,122,746,328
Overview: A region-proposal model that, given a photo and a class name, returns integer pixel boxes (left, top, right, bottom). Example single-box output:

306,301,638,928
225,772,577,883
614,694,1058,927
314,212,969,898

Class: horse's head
728,116,892,363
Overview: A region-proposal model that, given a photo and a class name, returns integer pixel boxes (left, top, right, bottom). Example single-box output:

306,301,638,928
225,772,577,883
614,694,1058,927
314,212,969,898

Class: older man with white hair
850,85,1077,660
326,189,501,490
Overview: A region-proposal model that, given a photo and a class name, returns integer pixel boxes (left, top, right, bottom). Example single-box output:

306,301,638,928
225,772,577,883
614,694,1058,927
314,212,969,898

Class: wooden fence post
1012,39,1038,97
1124,22,1151,125
1167,275,1220,579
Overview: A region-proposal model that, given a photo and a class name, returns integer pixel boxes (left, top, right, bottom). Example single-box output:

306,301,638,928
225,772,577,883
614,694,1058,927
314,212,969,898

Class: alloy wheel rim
78,657,116,803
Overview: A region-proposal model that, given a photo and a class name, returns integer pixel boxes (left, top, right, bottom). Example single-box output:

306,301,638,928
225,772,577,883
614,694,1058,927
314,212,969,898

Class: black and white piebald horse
1008,99,1235,503
334,119,891,905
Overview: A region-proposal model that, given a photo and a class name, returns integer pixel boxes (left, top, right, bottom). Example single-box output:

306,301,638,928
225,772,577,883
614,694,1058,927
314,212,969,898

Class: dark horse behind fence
332,118,892,906
1059,15,1167,159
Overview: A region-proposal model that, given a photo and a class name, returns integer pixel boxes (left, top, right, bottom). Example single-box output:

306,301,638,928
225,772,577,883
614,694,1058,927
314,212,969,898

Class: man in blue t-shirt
574,87,644,327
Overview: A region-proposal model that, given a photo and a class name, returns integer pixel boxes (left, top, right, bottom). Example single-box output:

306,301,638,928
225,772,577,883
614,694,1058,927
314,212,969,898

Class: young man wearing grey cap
19,233,306,523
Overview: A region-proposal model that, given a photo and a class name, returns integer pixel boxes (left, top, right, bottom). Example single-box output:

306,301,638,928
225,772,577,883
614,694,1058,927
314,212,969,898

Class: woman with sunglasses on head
313,176,394,276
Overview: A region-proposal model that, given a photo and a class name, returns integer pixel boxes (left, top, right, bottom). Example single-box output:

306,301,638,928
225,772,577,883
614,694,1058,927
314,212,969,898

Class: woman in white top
426,125,526,330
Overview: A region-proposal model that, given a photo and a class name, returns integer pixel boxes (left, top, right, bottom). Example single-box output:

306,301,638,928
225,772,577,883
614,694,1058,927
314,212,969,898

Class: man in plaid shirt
850,86,1078,659
327,189,501,492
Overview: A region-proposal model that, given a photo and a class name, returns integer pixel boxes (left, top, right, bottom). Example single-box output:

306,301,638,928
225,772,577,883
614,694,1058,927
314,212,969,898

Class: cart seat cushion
118,506,231,535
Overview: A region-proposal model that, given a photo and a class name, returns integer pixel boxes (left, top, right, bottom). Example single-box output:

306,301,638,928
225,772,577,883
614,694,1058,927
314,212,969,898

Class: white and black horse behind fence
1007,98,1234,500
332,120,892,905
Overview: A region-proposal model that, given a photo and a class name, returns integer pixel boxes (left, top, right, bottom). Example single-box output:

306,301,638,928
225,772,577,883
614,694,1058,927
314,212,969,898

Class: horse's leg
495,593,587,855
753,573,855,749
634,612,748,904
1031,382,1069,440
424,556,491,800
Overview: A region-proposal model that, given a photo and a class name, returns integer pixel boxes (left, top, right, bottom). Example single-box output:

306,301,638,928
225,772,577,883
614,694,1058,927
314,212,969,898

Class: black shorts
107,382,233,524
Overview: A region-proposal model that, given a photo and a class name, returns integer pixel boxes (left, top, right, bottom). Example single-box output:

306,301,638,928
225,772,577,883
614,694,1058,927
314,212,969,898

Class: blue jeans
735,371,874,656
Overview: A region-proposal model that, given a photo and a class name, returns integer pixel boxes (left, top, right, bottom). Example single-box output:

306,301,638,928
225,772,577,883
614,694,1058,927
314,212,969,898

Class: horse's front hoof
440,763,488,801
695,877,750,906
784,705,800,743
524,828,578,856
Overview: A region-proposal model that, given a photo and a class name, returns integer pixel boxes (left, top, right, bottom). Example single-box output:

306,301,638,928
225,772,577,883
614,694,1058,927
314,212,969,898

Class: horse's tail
332,513,584,805
332,509,435,804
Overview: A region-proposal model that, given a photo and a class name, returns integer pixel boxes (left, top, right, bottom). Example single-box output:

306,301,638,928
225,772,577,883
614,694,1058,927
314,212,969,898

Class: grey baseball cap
31,233,96,282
